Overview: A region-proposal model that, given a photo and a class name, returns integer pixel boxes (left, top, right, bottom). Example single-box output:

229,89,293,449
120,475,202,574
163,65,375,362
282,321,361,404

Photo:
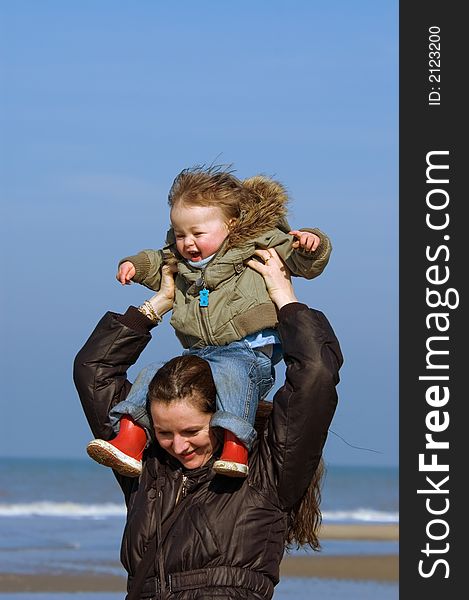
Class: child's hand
116,261,136,285
289,230,320,253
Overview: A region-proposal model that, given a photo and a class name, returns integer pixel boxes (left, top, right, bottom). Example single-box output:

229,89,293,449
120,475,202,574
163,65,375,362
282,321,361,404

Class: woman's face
151,398,218,469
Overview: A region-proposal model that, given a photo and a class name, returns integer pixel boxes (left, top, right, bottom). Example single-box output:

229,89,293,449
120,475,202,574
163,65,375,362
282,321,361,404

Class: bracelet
137,300,162,324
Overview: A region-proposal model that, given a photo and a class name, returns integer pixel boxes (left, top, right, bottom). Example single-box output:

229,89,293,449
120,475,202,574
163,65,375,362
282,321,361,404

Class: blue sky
0,1,398,466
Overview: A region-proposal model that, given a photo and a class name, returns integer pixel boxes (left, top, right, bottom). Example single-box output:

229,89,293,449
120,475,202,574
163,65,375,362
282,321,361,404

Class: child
86,164,332,478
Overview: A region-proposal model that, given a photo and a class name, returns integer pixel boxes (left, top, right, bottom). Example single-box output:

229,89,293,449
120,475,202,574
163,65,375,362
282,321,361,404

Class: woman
73,249,343,600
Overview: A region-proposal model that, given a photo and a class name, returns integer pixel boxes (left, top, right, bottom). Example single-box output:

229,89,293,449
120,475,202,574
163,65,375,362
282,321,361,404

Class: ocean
0,458,398,599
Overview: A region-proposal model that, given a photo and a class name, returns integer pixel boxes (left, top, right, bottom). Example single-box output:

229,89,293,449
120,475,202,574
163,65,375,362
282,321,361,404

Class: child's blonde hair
168,164,290,250
168,164,247,223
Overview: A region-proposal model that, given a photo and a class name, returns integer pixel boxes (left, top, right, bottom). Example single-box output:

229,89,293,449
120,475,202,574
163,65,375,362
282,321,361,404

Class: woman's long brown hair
148,357,325,551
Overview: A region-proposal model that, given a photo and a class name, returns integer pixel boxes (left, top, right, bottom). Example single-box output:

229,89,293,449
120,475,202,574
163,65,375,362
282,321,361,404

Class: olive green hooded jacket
120,184,331,348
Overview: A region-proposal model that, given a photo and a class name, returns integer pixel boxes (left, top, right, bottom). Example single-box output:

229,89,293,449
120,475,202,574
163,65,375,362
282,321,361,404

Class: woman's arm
247,250,343,509
245,248,298,309
271,303,342,509
73,266,176,441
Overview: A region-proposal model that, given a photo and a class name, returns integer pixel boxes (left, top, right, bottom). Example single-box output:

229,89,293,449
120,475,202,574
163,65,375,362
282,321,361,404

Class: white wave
0,501,126,518
322,508,399,524
0,502,398,523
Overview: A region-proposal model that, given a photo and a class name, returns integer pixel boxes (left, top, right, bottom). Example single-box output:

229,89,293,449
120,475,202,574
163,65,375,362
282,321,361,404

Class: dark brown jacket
73,303,343,599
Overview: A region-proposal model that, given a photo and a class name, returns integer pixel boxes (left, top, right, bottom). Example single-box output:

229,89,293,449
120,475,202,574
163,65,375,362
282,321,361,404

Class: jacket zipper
175,474,188,506
195,272,215,345
155,478,168,598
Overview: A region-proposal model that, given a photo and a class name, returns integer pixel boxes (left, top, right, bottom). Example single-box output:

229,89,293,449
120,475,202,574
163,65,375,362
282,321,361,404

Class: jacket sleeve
259,228,332,280
73,308,153,442
284,227,332,280
118,249,165,291
268,302,343,509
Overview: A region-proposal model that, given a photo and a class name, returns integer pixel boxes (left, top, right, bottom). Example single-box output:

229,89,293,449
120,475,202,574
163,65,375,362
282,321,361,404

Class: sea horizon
0,457,398,599
0,457,398,525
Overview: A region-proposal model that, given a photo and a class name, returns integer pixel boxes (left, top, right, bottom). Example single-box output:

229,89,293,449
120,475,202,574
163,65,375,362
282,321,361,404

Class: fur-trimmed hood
163,175,291,254
227,175,291,248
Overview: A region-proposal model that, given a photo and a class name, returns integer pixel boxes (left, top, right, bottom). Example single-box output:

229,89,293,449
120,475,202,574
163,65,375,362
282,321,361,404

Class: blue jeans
109,361,159,439
186,341,276,449
109,340,280,450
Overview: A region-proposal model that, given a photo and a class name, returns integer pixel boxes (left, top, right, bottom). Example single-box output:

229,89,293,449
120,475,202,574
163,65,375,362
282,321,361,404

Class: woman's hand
146,264,178,318
246,248,298,309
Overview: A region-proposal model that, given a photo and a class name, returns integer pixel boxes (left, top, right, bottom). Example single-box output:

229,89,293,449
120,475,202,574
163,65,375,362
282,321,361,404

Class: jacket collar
145,442,222,485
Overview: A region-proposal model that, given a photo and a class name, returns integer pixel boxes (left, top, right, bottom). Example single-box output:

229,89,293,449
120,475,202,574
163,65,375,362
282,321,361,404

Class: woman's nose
172,435,189,454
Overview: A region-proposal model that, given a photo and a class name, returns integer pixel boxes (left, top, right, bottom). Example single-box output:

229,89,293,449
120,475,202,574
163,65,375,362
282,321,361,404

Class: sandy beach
0,524,398,593
319,523,398,541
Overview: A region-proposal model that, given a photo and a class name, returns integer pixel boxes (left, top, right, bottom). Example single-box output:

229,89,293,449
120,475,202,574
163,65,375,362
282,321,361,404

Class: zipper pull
176,474,188,505
199,288,209,307
197,272,209,307
181,474,188,499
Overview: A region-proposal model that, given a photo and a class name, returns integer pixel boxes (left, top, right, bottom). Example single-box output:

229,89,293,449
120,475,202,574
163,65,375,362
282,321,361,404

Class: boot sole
86,439,142,477
213,459,248,478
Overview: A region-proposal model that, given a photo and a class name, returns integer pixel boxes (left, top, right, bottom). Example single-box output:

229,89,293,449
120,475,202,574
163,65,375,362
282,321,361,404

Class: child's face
170,202,231,262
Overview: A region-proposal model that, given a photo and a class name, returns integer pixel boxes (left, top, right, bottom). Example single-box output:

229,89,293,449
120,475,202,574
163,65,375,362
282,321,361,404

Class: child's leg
186,342,275,477
108,361,161,434
86,362,161,477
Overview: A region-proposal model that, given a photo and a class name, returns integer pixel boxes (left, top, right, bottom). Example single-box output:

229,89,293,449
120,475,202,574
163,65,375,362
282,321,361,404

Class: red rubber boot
86,416,147,477
213,430,249,478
